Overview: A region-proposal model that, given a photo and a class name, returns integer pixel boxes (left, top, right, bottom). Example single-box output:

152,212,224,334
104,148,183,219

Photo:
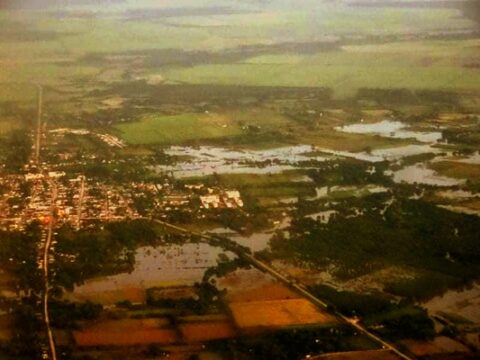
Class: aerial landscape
0,0,479,359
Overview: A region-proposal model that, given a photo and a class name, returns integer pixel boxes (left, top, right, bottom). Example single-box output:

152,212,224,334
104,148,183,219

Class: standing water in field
336,120,443,143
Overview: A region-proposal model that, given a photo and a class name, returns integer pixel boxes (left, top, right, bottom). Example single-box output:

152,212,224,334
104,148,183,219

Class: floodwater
206,216,291,252
153,142,445,178
154,145,326,177
319,144,441,163
72,243,228,301
336,120,442,143
437,190,479,200
423,283,480,324
393,163,465,186
305,210,337,222
456,151,480,165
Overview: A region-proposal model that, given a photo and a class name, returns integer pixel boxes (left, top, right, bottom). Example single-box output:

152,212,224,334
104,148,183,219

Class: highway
43,181,58,360
150,218,414,360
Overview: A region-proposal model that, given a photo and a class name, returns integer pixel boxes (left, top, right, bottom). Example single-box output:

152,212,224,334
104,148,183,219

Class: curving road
43,181,57,360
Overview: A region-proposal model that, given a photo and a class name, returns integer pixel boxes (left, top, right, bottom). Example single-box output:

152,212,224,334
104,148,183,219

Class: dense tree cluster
309,285,434,341
1,130,32,172
51,220,158,291
271,198,480,296
0,222,43,292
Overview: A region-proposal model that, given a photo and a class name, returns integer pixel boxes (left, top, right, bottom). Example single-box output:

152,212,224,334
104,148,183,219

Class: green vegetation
52,220,160,291
309,285,434,341
270,198,480,296
384,272,464,302
161,40,480,98
429,161,480,181
0,130,32,172
209,325,379,359
183,172,315,207
0,223,42,292
115,113,242,145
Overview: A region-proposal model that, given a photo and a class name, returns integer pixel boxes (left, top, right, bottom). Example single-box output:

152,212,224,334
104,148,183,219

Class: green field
1,3,478,102
161,40,480,98
115,113,243,145
0,117,23,137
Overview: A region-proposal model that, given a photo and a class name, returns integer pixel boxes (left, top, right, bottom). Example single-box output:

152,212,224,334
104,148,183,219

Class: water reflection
336,120,442,143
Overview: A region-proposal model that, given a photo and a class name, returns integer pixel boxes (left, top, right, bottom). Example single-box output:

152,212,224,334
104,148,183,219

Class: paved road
43,181,57,360
150,218,414,360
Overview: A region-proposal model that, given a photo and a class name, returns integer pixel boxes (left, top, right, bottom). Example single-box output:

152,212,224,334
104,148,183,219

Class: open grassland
0,5,478,103
66,286,145,305
115,108,293,146
194,171,312,189
0,117,22,137
161,5,475,39
162,39,480,98
303,128,415,152
115,113,242,145
179,321,237,343
184,172,315,205
429,161,480,180
229,299,337,329
115,105,416,150
73,318,178,347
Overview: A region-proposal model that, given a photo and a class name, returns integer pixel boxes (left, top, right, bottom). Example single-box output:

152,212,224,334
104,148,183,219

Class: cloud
0,0,125,10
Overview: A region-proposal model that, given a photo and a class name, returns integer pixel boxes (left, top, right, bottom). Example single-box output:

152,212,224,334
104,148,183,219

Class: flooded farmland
70,243,231,304
423,283,480,324
393,163,465,186
153,145,325,177
336,120,443,143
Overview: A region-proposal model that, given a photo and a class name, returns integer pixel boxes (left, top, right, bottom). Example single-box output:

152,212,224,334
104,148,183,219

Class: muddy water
154,145,325,177
206,216,291,252
393,163,465,186
423,283,480,324
457,152,480,165
153,141,446,179
319,144,441,163
72,243,228,300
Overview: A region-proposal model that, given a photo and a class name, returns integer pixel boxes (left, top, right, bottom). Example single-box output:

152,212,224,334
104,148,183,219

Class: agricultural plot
179,320,237,343
229,298,337,330
311,349,404,360
218,269,301,303
67,286,145,305
429,161,480,181
401,336,471,358
226,283,300,303
73,318,177,347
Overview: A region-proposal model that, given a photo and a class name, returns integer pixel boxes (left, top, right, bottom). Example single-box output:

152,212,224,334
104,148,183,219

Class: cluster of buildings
0,169,141,231
158,183,244,212
0,167,245,232
200,190,244,209
50,128,126,148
